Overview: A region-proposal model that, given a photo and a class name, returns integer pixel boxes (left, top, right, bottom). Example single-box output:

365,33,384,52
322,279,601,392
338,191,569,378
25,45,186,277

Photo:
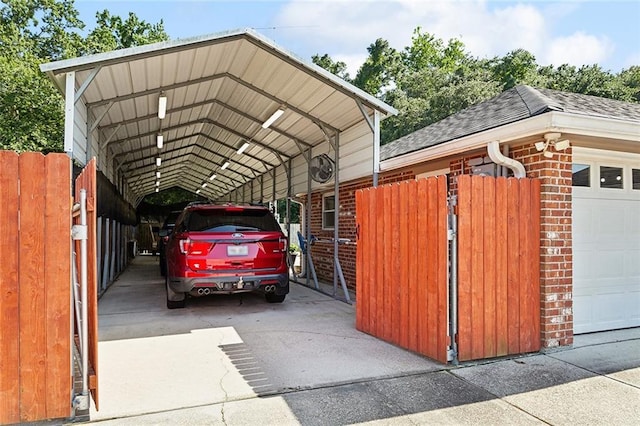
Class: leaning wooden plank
0,151,21,424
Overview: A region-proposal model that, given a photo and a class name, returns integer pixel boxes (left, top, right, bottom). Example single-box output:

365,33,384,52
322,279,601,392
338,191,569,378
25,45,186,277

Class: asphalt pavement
85,256,640,425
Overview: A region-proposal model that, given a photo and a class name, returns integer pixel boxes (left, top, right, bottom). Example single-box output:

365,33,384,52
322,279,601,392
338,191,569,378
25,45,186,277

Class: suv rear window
184,209,281,233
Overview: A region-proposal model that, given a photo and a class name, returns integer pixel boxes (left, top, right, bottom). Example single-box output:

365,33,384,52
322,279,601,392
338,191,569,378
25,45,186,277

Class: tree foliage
313,28,638,145
0,0,168,152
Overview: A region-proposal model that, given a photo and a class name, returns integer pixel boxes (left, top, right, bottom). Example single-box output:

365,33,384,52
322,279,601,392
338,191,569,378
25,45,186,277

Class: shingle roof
380,85,640,161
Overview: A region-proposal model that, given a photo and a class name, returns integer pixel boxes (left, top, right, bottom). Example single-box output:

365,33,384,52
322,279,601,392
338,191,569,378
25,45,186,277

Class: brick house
308,85,640,348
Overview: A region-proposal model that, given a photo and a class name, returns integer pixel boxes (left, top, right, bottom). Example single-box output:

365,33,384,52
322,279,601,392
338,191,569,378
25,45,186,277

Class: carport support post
305,147,316,289
333,132,351,304
372,110,381,187
286,159,292,248
64,72,76,156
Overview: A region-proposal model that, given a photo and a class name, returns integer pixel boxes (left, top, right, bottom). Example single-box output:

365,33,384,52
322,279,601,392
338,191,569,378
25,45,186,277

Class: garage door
572,149,640,334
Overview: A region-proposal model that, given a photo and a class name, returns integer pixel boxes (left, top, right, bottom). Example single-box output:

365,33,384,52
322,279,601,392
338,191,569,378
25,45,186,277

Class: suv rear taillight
279,237,287,252
179,238,214,255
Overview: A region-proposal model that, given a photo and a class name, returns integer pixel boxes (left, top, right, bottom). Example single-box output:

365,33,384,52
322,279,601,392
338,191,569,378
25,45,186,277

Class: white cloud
543,32,614,68
273,0,622,73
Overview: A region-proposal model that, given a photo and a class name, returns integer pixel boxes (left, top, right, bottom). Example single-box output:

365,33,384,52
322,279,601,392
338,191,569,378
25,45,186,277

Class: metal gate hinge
72,224,88,241
447,348,457,362
73,393,89,410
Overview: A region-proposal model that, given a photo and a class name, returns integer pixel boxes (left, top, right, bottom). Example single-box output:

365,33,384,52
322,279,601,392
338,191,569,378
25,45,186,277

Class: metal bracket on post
72,224,88,241
73,394,89,411
447,194,459,365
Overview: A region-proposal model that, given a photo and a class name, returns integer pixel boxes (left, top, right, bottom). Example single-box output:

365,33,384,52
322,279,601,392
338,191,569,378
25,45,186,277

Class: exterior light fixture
209,173,217,180
202,182,208,188
535,132,571,159
555,139,571,151
155,188,159,193
221,161,230,170
237,142,250,154
156,134,164,149
156,181,160,187
196,189,201,194
262,108,284,129
158,94,167,119
156,157,162,167
156,171,161,178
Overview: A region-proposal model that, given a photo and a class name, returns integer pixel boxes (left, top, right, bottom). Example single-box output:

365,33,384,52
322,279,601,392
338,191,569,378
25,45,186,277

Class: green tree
82,10,167,55
0,0,169,153
352,38,402,96
312,53,351,81
491,48,541,90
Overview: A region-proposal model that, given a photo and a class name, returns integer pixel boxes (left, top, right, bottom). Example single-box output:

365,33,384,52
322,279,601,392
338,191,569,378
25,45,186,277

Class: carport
37,28,397,420
40,28,396,297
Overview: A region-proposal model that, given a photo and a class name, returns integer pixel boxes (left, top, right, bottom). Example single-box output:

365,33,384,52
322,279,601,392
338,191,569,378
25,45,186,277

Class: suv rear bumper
169,273,289,295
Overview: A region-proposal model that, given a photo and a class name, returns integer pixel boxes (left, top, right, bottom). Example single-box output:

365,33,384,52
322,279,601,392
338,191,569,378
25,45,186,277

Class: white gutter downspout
487,141,526,178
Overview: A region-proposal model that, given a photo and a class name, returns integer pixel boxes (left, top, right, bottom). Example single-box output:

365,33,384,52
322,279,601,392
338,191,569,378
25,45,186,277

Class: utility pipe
487,141,526,178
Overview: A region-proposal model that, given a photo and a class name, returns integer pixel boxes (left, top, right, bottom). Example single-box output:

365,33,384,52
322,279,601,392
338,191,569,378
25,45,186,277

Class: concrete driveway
91,255,443,421
90,256,640,425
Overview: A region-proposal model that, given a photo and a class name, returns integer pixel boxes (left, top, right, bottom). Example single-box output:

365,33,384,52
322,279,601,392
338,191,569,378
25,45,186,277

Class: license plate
227,245,248,256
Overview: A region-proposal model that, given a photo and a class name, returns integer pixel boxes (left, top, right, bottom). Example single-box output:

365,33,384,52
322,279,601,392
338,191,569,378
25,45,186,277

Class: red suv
164,203,289,309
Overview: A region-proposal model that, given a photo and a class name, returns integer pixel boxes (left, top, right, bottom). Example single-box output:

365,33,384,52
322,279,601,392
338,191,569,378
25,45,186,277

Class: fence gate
456,175,540,361
355,175,541,364
355,177,450,363
72,158,99,412
0,152,72,424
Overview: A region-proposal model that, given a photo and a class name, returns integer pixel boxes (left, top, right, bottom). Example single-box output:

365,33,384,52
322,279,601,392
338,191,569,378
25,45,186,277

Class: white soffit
41,28,397,199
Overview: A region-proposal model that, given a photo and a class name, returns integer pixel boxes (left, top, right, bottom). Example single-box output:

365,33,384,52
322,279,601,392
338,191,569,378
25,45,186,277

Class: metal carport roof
40,28,397,204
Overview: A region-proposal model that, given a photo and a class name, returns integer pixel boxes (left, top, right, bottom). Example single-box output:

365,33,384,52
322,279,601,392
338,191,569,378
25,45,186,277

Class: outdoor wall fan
309,154,335,183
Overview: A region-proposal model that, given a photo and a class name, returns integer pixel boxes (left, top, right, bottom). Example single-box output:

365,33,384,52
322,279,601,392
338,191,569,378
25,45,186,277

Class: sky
75,0,640,76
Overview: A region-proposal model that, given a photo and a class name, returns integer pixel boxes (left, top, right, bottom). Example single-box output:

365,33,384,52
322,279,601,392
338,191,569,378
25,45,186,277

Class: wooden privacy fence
456,175,541,361
355,174,541,364
355,177,450,363
0,151,72,424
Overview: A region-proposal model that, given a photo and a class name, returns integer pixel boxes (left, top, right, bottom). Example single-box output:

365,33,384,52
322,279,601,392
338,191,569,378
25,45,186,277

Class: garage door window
600,166,623,189
633,169,640,190
572,164,590,187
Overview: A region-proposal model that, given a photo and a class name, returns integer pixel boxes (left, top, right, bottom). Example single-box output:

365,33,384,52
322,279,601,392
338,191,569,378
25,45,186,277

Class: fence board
483,178,497,358
407,181,418,352
0,151,20,424
416,179,429,355
356,177,448,363
470,177,484,360
18,153,48,422
495,178,509,356
457,175,541,362
44,155,72,418
436,177,448,355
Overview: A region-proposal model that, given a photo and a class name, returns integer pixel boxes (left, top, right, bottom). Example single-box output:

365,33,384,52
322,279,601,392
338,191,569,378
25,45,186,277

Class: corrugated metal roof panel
41,28,396,198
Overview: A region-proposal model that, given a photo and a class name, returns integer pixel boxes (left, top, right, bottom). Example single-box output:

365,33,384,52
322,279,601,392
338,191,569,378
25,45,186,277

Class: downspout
487,141,526,178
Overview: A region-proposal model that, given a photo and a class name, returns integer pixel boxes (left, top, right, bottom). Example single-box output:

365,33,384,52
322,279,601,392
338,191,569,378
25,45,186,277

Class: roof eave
379,111,640,172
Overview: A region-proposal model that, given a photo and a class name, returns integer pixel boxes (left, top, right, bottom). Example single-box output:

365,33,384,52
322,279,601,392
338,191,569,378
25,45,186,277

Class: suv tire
166,277,186,309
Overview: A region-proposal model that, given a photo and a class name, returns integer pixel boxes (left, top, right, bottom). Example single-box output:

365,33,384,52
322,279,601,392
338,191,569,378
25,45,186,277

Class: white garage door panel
573,191,640,334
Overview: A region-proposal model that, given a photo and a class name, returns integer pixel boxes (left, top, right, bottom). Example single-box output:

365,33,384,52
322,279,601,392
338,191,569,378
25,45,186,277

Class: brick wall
307,170,416,291
510,144,573,348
